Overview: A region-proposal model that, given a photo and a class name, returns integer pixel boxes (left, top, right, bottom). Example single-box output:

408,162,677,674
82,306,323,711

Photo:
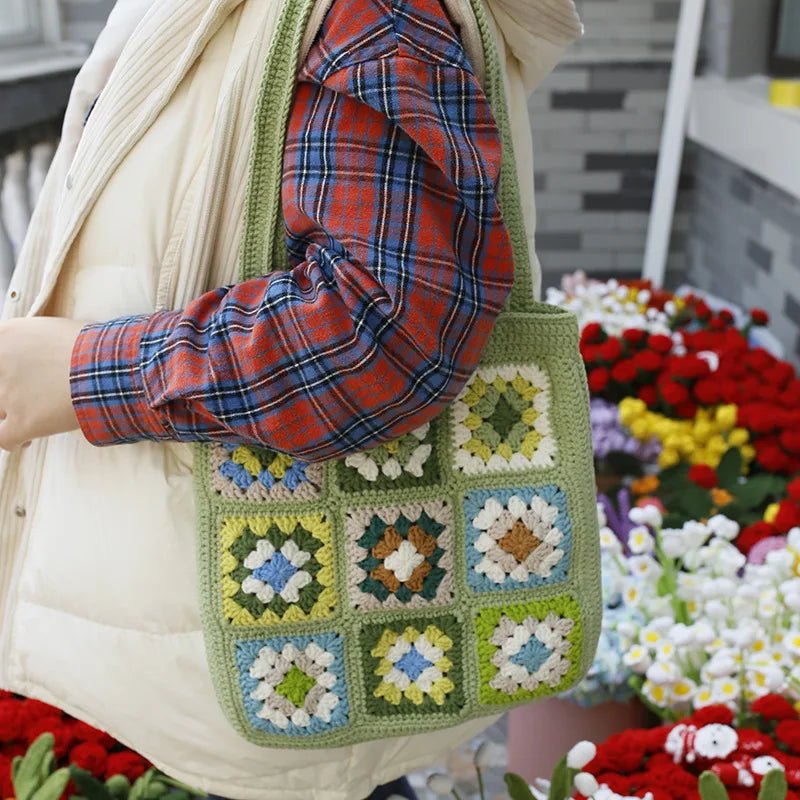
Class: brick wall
530,0,691,290
687,148,800,366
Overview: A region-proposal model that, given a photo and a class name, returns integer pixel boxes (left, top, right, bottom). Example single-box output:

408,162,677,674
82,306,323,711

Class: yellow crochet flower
371,624,455,706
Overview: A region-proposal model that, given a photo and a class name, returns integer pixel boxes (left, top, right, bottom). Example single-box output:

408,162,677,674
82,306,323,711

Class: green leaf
128,771,156,800
31,768,70,800
730,475,780,509
758,769,788,800
546,756,574,800
679,484,713,520
504,772,536,800
699,771,730,800
15,734,57,800
717,448,743,488
104,775,131,800
69,766,112,800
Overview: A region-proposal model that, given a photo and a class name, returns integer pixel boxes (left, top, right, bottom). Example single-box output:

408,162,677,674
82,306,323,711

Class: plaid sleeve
69,0,516,461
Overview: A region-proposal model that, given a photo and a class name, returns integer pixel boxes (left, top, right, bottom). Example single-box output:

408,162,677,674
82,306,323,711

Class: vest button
14,505,25,518
8,287,19,302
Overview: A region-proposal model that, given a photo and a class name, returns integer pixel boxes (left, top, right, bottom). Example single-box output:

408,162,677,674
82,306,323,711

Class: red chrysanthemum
581,322,605,345
588,368,611,394
105,752,149,782
688,464,718,489
690,705,735,727
633,350,663,373
599,338,623,363
647,334,673,354
611,359,638,384
737,521,776,555
622,328,648,345
69,742,109,778
777,721,800,754
660,381,690,407
753,694,799,722
638,385,658,407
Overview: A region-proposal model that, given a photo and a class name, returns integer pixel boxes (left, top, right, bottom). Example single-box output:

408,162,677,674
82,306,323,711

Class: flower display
0,691,204,800
545,702,800,800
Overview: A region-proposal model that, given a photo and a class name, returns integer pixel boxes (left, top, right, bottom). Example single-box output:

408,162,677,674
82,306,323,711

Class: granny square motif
193,0,601,749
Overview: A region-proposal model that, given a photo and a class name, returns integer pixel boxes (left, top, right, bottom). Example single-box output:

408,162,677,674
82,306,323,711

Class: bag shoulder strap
238,0,539,314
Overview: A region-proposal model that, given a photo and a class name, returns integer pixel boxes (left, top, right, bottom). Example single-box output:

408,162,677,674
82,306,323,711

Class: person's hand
0,317,87,452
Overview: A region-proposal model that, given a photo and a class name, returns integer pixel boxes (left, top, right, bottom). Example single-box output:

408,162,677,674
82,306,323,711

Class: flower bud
566,741,597,770
574,772,600,796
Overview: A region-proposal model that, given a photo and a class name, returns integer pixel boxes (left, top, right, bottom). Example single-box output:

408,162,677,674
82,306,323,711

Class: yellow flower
715,405,738,431
765,503,780,524
659,448,680,469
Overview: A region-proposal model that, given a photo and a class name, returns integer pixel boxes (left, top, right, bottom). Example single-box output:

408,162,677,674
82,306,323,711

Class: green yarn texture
193,0,602,748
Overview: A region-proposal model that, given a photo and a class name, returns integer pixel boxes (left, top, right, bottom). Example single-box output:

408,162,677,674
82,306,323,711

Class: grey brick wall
59,0,115,44
531,0,690,291
687,148,800,366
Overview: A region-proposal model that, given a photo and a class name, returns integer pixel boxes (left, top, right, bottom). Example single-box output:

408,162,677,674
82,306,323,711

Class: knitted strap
237,0,539,315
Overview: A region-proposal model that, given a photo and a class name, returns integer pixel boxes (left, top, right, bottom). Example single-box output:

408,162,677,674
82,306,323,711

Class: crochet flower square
464,485,572,592
345,500,455,610
220,514,335,626
236,633,349,736
211,443,324,502
451,364,556,474
336,422,441,492
476,596,582,705
361,616,464,715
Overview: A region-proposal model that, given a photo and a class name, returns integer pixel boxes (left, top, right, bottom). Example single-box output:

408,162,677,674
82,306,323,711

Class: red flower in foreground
752,693,799,722
69,742,108,778
777,720,800,754
105,752,149,782
751,308,770,326
689,704,735,727
688,464,718,489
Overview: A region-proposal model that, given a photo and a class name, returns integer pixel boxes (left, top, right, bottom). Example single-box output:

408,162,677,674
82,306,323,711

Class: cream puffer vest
0,1,582,797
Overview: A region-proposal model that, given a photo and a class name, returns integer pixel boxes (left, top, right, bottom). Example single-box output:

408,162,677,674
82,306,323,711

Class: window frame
0,0,62,50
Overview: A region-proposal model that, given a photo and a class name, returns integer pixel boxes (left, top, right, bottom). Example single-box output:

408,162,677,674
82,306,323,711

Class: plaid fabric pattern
69,0,516,462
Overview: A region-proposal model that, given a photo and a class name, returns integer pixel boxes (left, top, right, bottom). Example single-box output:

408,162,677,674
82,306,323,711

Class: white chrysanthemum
629,505,663,529
646,660,680,686
622,645,651,674
707,515,740,541
599,527,622,554
628,526,655,555
671,677,698,704
661,530,689,559
783,631,800,656
693,685,715,709
711,677,740,703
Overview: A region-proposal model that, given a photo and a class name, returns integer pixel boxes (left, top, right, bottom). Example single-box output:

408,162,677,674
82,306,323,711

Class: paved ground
407,717,509,800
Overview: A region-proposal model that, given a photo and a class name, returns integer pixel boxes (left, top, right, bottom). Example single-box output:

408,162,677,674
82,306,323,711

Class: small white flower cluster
600,503,800,717
545,278,676,337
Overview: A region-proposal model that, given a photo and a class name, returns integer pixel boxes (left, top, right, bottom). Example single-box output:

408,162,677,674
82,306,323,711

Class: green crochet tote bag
193,0,601,748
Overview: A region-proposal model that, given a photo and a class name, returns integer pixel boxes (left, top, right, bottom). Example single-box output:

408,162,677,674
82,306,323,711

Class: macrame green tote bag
193,0,602,748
